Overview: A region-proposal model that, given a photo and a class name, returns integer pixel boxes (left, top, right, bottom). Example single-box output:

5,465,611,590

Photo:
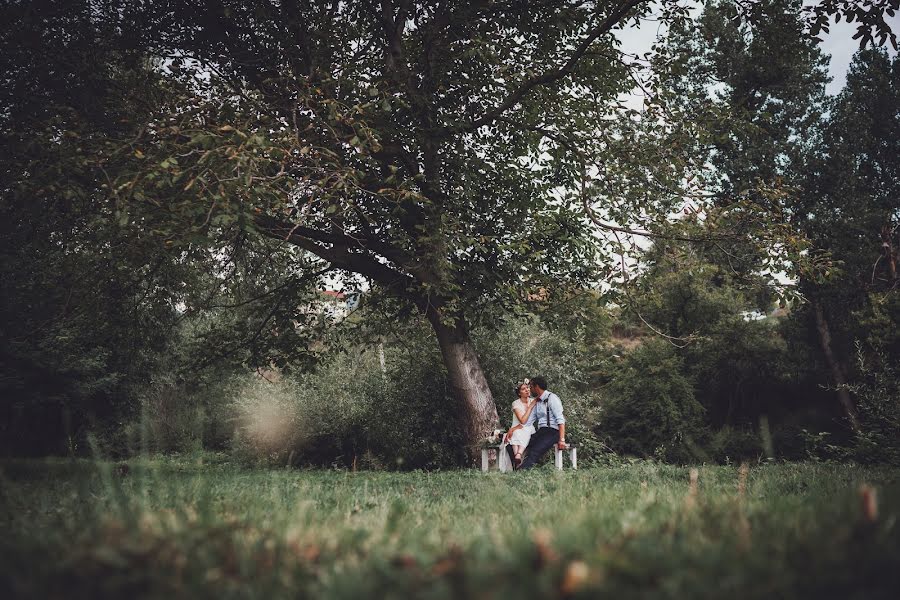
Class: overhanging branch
583,195,738,244
446,0,648,136
252,213,417,291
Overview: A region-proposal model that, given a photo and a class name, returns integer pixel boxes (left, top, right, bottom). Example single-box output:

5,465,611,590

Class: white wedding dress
498,398,536,472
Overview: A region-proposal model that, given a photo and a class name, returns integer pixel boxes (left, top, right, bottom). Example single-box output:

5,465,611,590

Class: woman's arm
513,401,535,424
504,423,523,442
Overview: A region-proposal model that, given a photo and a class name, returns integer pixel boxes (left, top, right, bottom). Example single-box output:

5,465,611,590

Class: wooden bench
480,444,577,472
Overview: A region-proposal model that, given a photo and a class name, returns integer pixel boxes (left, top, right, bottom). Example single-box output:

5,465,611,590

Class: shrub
706,426,762,463
142,377,208,453
558,391,609,466
290,341,469,470
600,339,706,463
219,326,470,469
229,375,308,464
845,345,900,465
116,372,237,456
361,360,469,470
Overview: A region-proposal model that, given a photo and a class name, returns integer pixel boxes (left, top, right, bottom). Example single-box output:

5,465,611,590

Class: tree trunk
812,299,860,431
425,306,499,451
881,224,897,283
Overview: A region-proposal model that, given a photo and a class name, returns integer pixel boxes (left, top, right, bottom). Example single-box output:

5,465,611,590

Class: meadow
2,456,899,599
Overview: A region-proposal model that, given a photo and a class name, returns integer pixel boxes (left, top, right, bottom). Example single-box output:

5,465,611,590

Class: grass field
2,455,899,599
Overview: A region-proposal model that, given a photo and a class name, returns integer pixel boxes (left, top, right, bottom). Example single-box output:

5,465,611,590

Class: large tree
0,3,191,453
0,0,335,454
88,0,663,448
797,48,900,418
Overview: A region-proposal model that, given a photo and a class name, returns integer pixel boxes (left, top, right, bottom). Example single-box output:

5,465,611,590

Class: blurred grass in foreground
1,455,899,599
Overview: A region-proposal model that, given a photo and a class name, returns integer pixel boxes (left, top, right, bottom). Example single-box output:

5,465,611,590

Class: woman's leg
512,444,525,469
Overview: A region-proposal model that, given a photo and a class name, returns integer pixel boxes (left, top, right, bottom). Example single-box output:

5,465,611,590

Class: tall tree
648,0,877,426
797,47,900,399
92,0,658,448
0,1,187,453
0,0,331,454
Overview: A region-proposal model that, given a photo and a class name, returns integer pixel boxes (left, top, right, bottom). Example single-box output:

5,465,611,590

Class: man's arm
551,394,567,448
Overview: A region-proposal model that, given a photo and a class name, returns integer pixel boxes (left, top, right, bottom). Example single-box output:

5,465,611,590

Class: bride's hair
514,378,530,395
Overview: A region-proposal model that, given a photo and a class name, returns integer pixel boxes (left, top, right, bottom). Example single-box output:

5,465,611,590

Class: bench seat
480,444,577,472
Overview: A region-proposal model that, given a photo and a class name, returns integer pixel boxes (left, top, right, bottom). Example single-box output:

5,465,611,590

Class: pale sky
821,16,900,94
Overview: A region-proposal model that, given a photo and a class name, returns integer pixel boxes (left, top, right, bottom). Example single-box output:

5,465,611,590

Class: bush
706,426,762,463
845,345,900,465
290,339,468,470
229,375,308,465
682,316,795,428
600,339,706,463
219,325,470,469
114,372,236,457
796,344,900,466
558,391,610,466
362,360,469,470
138,376,206,453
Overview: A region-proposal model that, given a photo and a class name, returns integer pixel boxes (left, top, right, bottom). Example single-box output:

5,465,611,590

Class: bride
499,380,536,471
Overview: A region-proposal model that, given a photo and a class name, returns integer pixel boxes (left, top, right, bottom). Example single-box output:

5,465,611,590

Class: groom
520,376,566,470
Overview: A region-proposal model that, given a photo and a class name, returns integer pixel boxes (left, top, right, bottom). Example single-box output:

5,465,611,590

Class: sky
820,16,900,94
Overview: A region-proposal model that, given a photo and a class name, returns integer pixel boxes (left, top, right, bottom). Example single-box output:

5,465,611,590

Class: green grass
2,455,899,599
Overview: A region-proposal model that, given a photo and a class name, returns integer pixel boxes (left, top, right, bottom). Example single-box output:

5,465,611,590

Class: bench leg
481,448,490,472
570,447,577,470
555,448,563,470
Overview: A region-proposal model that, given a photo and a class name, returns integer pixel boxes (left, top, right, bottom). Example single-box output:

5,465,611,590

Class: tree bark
881,224,897,283
425,305,499,451
812,299,860,431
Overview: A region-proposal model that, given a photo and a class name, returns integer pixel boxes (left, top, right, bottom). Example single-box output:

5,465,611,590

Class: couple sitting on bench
501,376,567,471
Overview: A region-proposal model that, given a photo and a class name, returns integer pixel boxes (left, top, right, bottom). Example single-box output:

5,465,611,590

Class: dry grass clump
230,377,310,463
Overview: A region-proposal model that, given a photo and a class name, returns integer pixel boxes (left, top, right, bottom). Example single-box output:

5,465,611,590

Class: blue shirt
527,391,565,430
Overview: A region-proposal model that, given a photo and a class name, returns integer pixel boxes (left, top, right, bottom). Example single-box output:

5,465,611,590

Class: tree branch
583,195,737,244
206,267,333,309
447,0,649,135
252,213,417,291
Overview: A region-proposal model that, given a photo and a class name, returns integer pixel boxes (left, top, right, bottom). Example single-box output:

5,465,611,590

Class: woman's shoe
514,453,523,469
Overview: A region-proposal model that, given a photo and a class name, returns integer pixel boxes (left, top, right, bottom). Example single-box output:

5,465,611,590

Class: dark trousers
520,427,559,470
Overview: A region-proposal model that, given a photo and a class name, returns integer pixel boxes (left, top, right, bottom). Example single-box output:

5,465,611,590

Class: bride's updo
514,378,530,395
